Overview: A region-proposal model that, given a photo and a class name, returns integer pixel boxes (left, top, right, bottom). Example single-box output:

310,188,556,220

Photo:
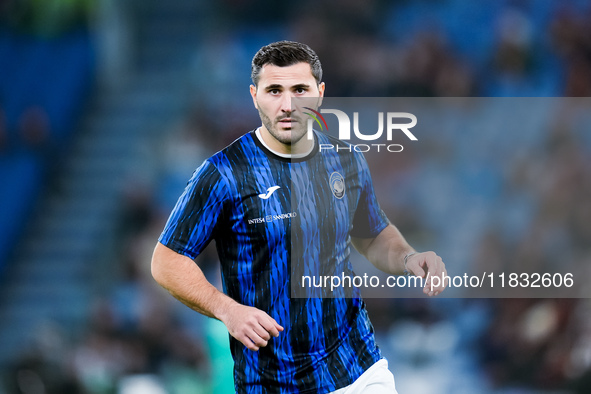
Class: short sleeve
350,153,390,238
158,160,229,259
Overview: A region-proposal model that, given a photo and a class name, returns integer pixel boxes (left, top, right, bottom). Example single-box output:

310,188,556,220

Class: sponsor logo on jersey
248,211,297,225
258,186,281,199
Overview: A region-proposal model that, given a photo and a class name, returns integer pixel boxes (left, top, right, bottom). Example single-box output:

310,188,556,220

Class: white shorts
329,359,398,394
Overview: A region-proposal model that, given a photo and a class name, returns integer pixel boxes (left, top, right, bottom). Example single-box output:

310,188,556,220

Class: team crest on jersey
329,172,345,199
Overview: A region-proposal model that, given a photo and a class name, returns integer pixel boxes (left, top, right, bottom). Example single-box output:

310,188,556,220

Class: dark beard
258,108,307,146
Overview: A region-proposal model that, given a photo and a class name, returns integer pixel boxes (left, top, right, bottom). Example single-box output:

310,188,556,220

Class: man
152,41,447,393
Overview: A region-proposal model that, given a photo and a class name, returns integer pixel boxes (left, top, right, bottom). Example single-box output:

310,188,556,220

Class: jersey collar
251,128,318,163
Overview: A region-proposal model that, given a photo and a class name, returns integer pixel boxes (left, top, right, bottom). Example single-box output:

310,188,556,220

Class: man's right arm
151,242,283,351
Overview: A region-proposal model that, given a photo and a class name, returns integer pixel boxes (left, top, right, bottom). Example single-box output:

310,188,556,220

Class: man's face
250,62,325,153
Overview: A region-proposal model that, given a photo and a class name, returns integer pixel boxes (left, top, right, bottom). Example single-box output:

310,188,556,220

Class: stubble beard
258,107,307,146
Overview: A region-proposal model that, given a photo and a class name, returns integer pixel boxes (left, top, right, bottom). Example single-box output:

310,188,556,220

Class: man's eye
296,88,306,94
269,89,280,95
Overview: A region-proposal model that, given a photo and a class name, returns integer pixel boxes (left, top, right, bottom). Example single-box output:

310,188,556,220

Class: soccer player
151,41,447,393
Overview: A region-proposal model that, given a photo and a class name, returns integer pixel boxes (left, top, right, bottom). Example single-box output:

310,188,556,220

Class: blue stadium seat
0,30,94,278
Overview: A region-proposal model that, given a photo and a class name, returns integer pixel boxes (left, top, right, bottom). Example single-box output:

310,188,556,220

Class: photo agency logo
303,106,418,153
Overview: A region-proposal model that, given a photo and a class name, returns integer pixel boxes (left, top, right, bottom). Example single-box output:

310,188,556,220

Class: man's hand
220,304,284,351
405,251,447,296
352,226,449,296
151,243,284,351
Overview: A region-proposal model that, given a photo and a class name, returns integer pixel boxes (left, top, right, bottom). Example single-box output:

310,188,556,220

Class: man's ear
250,84,258,109
318,82,326,106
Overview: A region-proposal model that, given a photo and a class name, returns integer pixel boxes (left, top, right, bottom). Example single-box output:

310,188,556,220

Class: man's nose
280,94,293,113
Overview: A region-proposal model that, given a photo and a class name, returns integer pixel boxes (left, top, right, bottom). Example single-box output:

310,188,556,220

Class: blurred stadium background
1,0,591,393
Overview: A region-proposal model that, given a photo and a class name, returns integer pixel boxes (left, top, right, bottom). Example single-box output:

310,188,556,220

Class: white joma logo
258,186,281,199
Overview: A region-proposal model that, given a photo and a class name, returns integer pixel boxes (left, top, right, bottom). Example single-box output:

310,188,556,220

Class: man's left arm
351,224,447,296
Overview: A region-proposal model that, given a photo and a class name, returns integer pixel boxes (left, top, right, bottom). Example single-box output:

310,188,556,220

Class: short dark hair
251,41,323,86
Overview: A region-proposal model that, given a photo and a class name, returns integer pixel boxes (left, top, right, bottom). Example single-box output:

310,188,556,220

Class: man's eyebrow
263,83,312,91
292,84,311,89
264,84,283,90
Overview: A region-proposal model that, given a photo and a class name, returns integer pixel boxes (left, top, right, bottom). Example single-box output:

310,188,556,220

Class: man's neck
255,128,314,159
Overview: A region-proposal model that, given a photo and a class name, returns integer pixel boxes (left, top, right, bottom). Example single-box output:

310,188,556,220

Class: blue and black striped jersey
159,130,390,393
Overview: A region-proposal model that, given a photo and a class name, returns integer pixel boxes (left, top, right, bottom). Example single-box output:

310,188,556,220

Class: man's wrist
403,251,417,275
212,294,240,323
